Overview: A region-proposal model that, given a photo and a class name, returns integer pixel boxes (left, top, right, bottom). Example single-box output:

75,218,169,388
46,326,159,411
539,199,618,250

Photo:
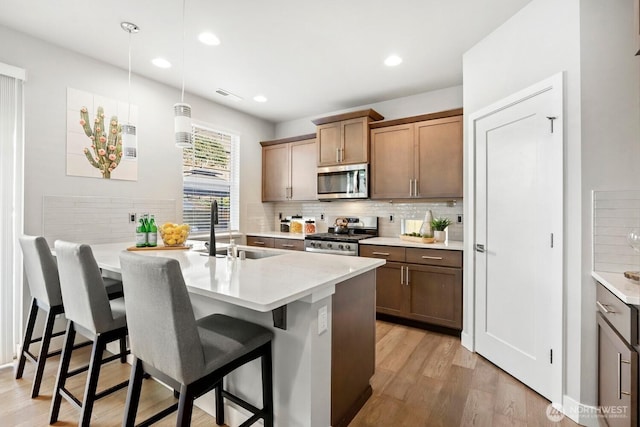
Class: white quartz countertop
89,241,385,312
592,271,640,305
360,237,464,251
245,231,305,240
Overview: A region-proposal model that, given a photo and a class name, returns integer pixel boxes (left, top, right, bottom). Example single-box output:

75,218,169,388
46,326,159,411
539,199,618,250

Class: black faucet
208,200,219,256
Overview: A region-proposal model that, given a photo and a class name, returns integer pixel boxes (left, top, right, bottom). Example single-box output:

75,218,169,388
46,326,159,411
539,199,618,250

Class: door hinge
550,233,554,248
550,349,553,364
547,116,557,133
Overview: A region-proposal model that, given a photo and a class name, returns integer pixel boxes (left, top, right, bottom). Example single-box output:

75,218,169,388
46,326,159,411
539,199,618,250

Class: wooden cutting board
126,245,190,251
624,271,640,281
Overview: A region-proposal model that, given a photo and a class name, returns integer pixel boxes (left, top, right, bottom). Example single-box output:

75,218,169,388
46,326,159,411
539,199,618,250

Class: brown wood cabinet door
317,122,341,166
415,116,463,198
290,138,317,201
246,236,275,248
375,262,406,317
370,123,415,199
273,238,304,251
340,117,369,164
262,144,290,202
598,313,638,427
406,264,462,330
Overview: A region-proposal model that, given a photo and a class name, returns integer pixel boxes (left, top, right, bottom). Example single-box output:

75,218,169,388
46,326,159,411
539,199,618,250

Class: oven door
317,164,368,200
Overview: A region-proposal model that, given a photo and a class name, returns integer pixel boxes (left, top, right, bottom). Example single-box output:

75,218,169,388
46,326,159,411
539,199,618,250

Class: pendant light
120,21,139,159
174,0,192,148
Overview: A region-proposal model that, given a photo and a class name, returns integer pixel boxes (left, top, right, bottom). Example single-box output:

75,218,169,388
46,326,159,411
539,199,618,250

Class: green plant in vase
431,217,452,242
80,106,123,179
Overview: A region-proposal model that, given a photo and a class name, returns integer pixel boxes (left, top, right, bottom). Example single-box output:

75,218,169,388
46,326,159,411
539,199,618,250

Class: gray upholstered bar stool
16,235,123,398
119,251,274,427
50,240,129,427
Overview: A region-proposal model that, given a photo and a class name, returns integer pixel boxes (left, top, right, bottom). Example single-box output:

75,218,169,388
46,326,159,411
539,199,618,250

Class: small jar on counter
304,219,316,235
290,216,303,233
280,219,290,232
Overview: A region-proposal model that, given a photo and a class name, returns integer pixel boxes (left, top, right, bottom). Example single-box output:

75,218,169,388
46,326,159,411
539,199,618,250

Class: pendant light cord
181,0,186,103
127,29,132,124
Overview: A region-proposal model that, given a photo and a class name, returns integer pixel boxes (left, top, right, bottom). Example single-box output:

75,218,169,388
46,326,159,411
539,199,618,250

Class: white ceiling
0,0,531,123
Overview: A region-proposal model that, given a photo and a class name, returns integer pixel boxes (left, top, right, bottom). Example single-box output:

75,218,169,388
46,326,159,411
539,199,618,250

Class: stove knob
344,244,351,251
327,243,333,249
338,244,344,250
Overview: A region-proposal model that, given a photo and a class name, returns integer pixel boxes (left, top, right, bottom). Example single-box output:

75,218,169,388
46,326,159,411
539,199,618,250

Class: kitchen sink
193,248,282,259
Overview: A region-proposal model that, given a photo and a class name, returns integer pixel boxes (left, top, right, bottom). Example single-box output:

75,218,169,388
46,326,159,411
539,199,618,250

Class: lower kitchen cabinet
361,245,462,330
596,283,638,427
246,235,304,251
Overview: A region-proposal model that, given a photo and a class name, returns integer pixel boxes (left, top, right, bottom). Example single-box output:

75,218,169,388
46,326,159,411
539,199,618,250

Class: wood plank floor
0,321,580,426
349,321,580,427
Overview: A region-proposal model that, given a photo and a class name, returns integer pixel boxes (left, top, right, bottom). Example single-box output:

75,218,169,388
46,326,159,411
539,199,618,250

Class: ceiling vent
215,88,243,102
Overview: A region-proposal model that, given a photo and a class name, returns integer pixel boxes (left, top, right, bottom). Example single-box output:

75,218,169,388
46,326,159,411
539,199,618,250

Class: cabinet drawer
246,236,275,248
274,238,304,251
405,248,462,268
359,245,405,262
597,283,638,345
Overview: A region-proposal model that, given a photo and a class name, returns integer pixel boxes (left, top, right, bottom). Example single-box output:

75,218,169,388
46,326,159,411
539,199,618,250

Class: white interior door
473,74,563,404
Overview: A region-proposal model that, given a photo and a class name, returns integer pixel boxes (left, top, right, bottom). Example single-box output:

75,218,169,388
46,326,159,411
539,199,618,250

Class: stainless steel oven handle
305,247,356,256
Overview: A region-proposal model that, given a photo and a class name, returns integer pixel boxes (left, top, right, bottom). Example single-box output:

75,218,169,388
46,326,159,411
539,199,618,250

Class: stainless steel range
304,216,378,256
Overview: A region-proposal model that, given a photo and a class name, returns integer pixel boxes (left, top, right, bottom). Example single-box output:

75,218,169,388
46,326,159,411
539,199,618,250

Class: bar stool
119,251,274,427
50,240,129,427
16,235,123,398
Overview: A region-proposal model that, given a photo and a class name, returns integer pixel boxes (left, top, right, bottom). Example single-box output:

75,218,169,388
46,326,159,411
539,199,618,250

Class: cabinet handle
596,300,615,314
253,241,265,246
421,255,443,260
372,251,390,256
400,266,404,285
336,148,340,163
618,353,632,398
341,148,344,162
281,244,294,248
406,266,410,285
413,179,418,197
409,180,413,197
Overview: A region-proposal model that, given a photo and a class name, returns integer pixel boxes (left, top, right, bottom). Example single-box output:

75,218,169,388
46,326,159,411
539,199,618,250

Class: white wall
0,24,275,240
462,0,584,412
579,0,640,406
275,85,463,138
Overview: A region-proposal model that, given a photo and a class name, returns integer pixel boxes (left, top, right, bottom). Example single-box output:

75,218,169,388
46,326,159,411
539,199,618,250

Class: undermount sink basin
193,247,282,260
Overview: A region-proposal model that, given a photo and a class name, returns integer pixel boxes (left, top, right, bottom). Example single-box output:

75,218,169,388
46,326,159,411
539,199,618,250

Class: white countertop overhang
90,242,385,313
592,271,640,306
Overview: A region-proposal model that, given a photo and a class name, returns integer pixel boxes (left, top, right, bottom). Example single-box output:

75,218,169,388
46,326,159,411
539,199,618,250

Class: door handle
475,244,485,253
400,266,404,285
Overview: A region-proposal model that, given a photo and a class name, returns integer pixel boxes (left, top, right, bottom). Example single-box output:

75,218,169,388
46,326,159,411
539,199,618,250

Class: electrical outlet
320,213,324,220
318,305,328,335
129,213,137,223
457,214,463,224
278,212,282,220
389,214,394,223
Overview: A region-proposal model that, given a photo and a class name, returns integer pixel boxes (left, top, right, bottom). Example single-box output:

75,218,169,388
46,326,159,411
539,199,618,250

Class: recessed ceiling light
152,57,172,69
384,55,403,67
253,95,268,103
198,32,221,46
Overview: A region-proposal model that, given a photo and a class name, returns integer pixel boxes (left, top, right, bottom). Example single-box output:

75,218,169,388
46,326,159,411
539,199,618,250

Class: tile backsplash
593,190,640,273
43,195,177,245
248,199,464,241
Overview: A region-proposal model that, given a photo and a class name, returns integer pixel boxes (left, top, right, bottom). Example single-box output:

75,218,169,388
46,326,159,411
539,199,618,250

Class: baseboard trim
461,331,473,351
562,395,601,427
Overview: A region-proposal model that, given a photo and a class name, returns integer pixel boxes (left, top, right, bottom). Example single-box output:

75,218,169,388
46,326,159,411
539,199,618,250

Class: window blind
182,124,238,234
0,66,25,365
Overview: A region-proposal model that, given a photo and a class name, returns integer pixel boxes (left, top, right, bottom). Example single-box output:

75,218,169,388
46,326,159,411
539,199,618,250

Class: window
182,124,239,235
0,63,25,365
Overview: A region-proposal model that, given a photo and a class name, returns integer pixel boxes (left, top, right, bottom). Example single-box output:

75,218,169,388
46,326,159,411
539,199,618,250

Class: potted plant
430,217,452,242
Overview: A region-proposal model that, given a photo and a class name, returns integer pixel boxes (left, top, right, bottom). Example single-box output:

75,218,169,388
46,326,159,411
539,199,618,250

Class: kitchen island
89,242,385,427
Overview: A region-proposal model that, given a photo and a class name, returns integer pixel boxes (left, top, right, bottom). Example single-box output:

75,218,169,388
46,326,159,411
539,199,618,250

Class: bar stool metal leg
262,344,274,427
15,298,39,380
30,306,58,398
176,384,195,427
50,321,76,424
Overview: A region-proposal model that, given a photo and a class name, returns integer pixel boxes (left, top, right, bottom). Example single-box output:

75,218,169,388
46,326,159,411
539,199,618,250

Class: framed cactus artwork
66,88,138,180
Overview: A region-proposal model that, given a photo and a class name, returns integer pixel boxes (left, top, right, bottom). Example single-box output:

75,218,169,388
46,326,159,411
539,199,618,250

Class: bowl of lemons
159,223,190,246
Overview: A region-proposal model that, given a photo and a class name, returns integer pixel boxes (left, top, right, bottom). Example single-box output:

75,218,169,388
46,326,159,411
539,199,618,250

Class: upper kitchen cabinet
261,134,317,202
312,109,384,166
370,109,463,200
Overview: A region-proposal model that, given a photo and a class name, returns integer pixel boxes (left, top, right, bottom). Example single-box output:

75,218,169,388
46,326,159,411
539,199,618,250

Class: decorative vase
434,230,446,242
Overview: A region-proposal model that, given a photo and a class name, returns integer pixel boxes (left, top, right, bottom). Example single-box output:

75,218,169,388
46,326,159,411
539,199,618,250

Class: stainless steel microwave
317,164,368,200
